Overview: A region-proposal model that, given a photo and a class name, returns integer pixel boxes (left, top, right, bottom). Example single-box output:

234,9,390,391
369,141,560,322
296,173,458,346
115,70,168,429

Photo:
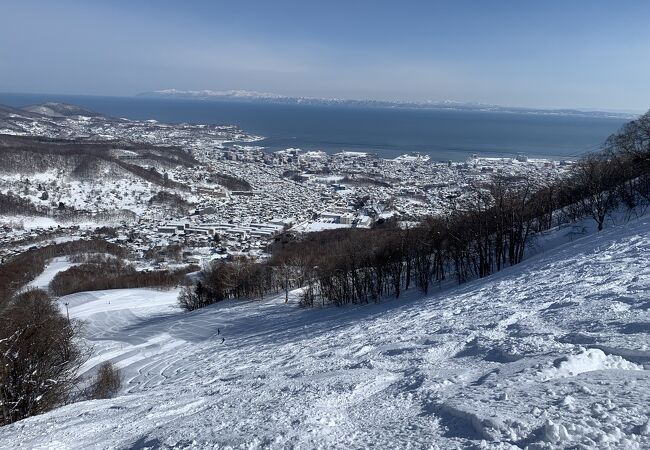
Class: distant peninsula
138,89,639,119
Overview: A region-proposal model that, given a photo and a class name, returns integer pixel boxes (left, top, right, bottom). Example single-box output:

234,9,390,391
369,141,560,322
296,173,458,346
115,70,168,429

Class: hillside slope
2,218,650,448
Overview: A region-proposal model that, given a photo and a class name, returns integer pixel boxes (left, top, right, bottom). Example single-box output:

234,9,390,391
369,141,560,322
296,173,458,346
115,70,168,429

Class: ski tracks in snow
3,219,650,448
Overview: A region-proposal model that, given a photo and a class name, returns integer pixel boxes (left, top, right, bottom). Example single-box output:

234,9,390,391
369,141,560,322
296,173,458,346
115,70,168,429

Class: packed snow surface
26,256,77,290
0,215,59,230
3,218,650,449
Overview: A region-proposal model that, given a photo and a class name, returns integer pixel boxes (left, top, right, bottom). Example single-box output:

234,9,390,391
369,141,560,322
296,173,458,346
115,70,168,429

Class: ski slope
26,256,78,290
2,217,650,449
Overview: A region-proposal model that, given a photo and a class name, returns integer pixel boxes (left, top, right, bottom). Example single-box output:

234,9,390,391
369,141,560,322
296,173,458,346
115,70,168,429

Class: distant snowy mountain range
138,89,639,119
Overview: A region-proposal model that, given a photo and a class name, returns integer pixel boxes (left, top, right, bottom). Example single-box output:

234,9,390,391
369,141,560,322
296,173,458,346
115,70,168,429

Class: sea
0,93,630,162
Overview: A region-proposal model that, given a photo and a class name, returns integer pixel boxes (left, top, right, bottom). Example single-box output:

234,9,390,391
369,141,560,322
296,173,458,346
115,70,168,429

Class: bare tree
571,154,621,231
0,289,83,425
606,110,650,166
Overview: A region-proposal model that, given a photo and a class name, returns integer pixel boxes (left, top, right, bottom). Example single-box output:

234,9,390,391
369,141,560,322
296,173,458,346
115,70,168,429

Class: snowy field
26,256,78,290
2,217,650,448
0,215,60,230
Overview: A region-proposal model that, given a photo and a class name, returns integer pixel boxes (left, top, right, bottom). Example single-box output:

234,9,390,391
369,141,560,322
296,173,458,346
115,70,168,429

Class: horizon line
0,90,645,116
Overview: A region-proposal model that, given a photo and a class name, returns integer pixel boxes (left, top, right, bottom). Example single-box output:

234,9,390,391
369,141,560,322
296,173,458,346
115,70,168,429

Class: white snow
0,215,59,230
2,217,650,448
336,151,368,157
26,256,78,290
299,221,350,232
538,348,643,381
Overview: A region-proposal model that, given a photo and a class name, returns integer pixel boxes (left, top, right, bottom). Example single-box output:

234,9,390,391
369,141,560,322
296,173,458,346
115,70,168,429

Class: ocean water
0,93,628,161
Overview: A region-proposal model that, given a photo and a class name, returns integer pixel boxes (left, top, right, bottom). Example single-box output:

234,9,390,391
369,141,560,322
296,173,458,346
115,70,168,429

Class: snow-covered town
0,103,571,266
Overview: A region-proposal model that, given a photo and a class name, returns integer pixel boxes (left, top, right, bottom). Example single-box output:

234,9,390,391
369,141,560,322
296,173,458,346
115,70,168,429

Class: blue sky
1,0,649,111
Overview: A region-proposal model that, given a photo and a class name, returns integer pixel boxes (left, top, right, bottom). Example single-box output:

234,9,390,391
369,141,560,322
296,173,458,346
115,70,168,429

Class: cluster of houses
0,108,576,270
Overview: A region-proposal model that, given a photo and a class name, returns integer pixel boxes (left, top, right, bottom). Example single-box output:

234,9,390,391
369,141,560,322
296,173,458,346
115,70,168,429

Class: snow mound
539,348,643,380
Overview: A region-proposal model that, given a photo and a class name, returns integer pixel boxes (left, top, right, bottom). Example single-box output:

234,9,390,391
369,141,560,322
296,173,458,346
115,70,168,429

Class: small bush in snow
87,362,121,400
